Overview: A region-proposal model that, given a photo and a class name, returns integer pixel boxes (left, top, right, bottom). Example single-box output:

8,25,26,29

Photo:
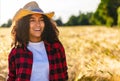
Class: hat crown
11,1,54,27
23,1,43,12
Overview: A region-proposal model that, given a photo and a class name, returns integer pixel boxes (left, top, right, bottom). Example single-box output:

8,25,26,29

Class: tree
1,23,7,27
107,0,120,25
78,13,93,25
1,19,12,27
55,17,63,26
65,15,78,26
90,0,120,27
117,7,120,27
65,12,93,26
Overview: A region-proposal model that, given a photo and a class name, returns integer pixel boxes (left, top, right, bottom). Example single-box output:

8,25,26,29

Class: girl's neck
29,38,42,43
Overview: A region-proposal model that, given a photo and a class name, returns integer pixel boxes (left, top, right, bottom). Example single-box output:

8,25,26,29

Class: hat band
32,9,43,13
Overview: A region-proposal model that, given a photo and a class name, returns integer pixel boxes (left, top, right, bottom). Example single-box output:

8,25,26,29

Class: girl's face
29,14,45,42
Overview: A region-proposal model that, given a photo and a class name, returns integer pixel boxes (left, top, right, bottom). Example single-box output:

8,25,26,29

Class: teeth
34,29,40,31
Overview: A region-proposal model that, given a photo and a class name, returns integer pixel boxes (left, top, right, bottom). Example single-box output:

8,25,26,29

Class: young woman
7,1,68,81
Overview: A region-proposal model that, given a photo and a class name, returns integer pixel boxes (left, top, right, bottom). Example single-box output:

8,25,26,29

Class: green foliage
65,0,120,26
55,17,63,26
2,0,120,27
107,0,120,25
117,7,120,27
1,23,7,27
78,13,92,25
65,15,78,26
90,0,120,27
1,19,12,27
90,10,106,25
65,12,93,26
106,17,113,27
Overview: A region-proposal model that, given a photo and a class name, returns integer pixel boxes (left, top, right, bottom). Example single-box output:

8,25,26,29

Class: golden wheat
0,26,120,81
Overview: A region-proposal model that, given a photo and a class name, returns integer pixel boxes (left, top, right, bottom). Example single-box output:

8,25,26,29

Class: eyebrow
30,16,43,19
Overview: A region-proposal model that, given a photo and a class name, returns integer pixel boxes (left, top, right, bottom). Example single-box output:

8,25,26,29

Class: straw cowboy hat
11,1,54,26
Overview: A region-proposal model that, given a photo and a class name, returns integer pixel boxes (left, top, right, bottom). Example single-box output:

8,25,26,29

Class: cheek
29,26,32,32
29,28,33,35
29,25,34,34
41,23,45,29
30,23,34,29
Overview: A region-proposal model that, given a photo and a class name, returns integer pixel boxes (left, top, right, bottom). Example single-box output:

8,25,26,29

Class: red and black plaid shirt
7,41,68,81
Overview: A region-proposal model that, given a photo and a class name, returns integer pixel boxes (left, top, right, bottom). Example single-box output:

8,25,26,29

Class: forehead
30,14,43,18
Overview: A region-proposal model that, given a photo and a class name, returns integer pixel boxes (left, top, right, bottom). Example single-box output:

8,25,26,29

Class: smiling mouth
34,29,40,31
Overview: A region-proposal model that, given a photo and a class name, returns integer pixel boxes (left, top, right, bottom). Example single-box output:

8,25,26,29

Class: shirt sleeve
7,48,16,81
58,42,68,80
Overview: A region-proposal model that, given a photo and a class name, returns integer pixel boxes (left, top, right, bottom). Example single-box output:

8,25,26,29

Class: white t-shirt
27,41,49,81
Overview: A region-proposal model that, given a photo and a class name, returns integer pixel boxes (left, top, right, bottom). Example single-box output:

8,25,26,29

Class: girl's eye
30,19,35,22
39,19,44,21
38,19,44,23
29,18,44,23
39,20,44,22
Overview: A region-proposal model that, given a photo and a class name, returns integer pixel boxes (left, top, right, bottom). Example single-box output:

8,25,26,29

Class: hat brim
13,9,54,22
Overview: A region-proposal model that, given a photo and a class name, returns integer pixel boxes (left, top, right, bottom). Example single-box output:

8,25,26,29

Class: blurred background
0,0,120,81
0,0,120,27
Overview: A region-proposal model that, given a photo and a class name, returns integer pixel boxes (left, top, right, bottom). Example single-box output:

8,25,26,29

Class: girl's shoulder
44,40,64,49
9,47,17,55
8,47,17,59
52,40,64,49
9,46,24,57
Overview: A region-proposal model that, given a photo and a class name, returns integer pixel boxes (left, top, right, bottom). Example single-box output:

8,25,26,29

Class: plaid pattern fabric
7,41,68,81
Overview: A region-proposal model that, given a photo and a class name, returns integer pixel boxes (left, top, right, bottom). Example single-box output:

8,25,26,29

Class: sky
0,0,100,25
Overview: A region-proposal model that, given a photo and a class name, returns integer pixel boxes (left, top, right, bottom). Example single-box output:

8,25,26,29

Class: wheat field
0,26,120,81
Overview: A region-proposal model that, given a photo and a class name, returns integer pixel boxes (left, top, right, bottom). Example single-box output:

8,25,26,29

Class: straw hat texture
12,1,54,26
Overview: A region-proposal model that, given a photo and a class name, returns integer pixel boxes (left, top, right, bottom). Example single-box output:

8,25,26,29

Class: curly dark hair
11,14,59,47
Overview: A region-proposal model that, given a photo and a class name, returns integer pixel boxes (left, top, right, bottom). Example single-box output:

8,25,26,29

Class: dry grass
0,26,120,81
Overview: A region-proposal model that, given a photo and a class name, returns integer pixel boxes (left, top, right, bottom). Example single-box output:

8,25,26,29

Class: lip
34,29,40,31
34,29,41,31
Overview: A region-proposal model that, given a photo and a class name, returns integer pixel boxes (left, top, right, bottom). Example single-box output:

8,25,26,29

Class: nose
36,21,40,27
